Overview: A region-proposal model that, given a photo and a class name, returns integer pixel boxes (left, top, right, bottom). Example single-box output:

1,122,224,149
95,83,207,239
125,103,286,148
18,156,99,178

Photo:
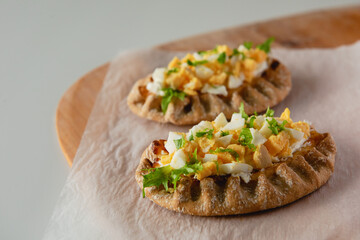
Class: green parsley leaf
142,152,203,196
187,59,209,66
170,158,202,189
197,50,207,55
243,41,253,49
254,111,258,116
189,131,194,141
265,107,275,117
142,165,172,197
167,67,179,75
232,48,240,56
174,135,185,150
215,161,219,174
239,102,249,120
161,88,186,114
238,128,256,151
211,46,219,53
266,118,288,135
231,48,246,59
188,148,198,164
217,52,226,64
256,37,275,53
220,131,230,137
210,148,240,161
239,52,246,60
195,128,214,139
246,116,256,128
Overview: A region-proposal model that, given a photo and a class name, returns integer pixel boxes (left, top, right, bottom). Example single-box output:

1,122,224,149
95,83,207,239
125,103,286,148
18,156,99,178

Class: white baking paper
44,42,360,240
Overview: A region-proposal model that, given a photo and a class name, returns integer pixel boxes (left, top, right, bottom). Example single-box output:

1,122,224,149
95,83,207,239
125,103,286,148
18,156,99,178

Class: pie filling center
142,106,311,195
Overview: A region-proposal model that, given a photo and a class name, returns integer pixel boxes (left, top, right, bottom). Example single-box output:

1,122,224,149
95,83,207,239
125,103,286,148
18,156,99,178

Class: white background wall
0,1,358,239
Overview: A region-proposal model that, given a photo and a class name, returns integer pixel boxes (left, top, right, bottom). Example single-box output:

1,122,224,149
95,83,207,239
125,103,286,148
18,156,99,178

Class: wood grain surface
56,6,360,166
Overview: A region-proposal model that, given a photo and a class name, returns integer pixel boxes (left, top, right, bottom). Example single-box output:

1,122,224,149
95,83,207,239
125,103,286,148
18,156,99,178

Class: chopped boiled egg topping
146,38,275,114
142,105,310,196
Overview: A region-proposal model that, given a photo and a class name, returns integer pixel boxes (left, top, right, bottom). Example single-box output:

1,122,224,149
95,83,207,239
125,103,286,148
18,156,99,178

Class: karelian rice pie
128,38,291,125
135,106,336,216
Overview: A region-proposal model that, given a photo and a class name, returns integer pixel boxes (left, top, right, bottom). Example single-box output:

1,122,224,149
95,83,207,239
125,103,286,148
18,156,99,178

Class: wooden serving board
56,6,360,166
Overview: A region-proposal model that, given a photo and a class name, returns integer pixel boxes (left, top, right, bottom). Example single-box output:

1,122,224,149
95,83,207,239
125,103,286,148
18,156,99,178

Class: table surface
1,1,359,239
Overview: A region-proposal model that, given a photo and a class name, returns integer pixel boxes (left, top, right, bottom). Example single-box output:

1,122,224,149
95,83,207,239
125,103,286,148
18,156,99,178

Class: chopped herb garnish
210,148,239,161
220,131,230,137
266,118,287,135
161,88,186,114
217,52,226,64
195,128,214,139
254,111,258,116
256,37,275,53
189,131,194,141
211,46,219,53
239,52,246,60
187,59,209,66
231,48,246,60
265,107,274,117
232,48,240,56
246,116,256,128
197,50,207,55
142,165,172,197
167,67,179,75
243,41,253,50
188,148,198,163
238,128,256,151
239,102,249,120
174,135,185,150
215,161,219,174
142,155,203,197
170,160,203,189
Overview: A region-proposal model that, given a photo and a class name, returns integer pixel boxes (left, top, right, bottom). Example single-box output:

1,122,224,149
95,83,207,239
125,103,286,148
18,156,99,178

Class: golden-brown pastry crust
127,58,291,125
135,130,336,216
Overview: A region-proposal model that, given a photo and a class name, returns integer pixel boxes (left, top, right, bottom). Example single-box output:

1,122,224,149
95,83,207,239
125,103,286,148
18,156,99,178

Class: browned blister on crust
127,58,291,125
135,130,336,216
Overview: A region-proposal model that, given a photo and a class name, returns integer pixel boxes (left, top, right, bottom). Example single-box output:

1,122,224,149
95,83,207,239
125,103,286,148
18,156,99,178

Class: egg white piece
221,118,245,131
254,115,265,128
146,82,164,96
231,113,244,122
250,128,267,146
219,162,253,176
253,61,268,77
152,68,166,84
214,112,228,129
181,62,188,68
202,154,218,162
183,80,197,90
206,53,220,62
233,172,251,183
285,128,304,141
228,74,245,89
201,84,228,96
237,45,247,52
193,52,203,60
165,132,183,154
187,121,213,140
195,65,214,79
259,120,273,138
170,149,187,169
216,134,233,147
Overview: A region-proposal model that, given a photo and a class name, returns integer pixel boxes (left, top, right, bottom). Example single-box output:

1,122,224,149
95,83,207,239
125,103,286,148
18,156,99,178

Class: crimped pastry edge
127,58,291,125
135,130,336,216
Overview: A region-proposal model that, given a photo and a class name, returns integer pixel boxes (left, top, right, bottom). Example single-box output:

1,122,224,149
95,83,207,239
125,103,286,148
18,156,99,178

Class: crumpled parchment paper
44,42,360,240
